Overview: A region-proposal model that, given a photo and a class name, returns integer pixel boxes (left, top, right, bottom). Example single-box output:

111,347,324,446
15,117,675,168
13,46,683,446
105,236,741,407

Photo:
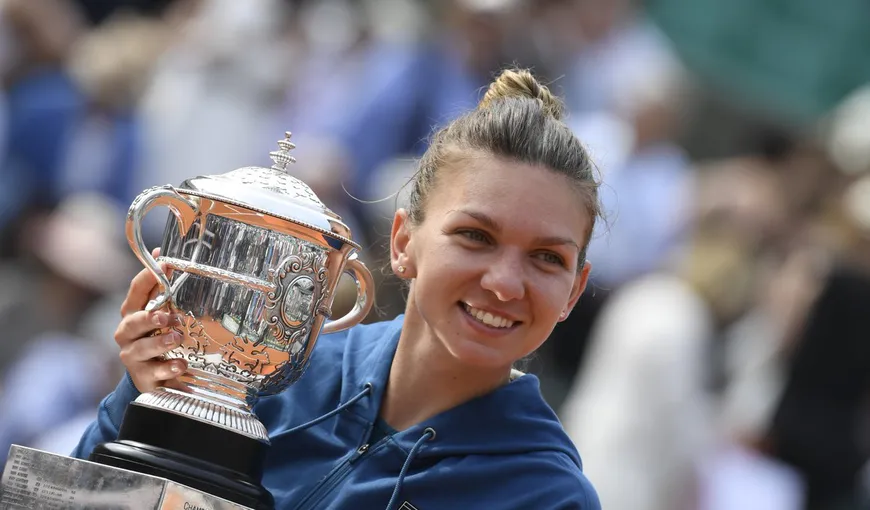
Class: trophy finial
269,131,297,171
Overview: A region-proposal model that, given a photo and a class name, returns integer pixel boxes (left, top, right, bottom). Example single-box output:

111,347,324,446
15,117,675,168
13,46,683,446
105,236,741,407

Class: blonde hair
478,68,566,120
408,68,600,263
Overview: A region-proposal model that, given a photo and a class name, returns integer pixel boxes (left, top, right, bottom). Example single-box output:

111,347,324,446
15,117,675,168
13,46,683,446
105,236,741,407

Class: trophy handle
321,254,375,334
126,185,200,312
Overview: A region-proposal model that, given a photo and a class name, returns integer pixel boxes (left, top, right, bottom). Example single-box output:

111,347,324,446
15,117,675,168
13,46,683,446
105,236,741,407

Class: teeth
463,303,514,328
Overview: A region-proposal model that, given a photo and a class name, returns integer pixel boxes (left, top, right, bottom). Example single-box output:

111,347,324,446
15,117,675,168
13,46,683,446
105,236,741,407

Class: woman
73,69,603,509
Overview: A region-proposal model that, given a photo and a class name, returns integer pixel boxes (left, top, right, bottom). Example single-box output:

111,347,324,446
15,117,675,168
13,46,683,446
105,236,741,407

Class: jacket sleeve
561,474,602,510
532,474,601,510
506,463,602,510
70,373,141,459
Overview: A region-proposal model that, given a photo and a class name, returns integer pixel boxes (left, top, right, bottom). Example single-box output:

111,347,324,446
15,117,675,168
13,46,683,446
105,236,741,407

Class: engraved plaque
0,446,252,510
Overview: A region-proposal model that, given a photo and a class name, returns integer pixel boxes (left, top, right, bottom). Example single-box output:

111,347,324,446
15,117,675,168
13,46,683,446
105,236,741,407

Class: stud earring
397,265,406,274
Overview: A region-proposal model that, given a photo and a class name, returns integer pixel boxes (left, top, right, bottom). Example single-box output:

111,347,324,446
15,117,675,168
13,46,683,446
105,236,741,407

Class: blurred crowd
0,0,868,509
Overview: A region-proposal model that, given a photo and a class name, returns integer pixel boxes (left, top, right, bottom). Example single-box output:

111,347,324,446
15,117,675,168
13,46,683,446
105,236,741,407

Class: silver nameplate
0,445,253,509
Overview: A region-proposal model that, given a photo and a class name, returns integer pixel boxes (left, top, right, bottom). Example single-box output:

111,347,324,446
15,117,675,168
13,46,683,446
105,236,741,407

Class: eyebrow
535,236,581,250
453,209,580,250
456,209,501,232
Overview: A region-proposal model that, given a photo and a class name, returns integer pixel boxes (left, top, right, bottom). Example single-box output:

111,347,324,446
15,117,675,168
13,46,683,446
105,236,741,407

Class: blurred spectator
0,0,169,241
763,165,870,509
60,11,171,200
529,0,678,115
132,0,292,244
0,192,137,464
0,0,86,232
766,262,870,510
559,157,790,510
0,193,133,375
574,13,694,290
26,293,128,457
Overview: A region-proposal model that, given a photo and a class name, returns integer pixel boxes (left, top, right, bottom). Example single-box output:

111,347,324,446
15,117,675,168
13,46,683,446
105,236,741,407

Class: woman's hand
114,248,187,393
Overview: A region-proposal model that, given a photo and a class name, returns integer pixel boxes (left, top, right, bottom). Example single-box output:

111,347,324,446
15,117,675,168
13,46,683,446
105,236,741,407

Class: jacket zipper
293,443,371,510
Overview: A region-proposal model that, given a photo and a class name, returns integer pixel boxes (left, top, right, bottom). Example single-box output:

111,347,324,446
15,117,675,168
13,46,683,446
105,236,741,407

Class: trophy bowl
86,132,375,509
125,131,374,441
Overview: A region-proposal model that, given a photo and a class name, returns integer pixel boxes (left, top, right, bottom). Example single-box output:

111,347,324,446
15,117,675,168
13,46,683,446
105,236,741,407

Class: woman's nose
480,255,525,302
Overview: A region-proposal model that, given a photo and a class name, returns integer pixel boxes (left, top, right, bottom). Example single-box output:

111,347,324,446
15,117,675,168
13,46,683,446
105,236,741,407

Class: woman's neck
379,296,511,431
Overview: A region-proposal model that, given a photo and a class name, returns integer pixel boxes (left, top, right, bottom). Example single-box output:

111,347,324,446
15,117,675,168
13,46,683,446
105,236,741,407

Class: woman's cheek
536,279,573,316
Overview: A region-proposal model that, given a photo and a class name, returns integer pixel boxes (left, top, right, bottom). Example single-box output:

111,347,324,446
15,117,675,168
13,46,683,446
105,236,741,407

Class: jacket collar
340,316,583,467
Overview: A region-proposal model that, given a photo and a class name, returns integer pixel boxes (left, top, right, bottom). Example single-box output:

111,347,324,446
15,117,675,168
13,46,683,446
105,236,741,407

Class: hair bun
479,68,564,121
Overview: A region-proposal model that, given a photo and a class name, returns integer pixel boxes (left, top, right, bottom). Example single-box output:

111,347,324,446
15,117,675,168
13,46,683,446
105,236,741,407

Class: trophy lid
177,132,358,249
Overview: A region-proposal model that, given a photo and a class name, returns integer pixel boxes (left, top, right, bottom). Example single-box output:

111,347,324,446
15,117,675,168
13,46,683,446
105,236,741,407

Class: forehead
428,154,592,237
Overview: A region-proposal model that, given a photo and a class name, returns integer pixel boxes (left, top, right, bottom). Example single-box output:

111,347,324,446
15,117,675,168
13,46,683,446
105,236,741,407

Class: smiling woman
391,155,594,371
73,68,603,510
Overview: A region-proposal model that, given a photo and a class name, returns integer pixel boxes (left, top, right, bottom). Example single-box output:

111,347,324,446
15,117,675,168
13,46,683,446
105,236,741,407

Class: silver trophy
126,130,374,440
1,132,375,509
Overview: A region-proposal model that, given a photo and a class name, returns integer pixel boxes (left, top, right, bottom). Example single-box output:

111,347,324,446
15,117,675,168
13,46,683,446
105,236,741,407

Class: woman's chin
443,335,516,370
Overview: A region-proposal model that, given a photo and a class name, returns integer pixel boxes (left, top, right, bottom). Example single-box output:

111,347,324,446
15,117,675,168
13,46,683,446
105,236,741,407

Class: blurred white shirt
561,273,714,510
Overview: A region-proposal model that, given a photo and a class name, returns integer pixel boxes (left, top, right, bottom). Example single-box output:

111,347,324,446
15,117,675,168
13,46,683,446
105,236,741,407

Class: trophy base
1,444,254,509
90,403,274,510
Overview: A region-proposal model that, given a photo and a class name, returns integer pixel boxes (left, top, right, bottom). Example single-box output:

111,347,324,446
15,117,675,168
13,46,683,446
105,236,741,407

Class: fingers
118,327,186,393
132,359,189,393
147,359,187,381
117,324,181,358
114,310,178,347
114,246,189,393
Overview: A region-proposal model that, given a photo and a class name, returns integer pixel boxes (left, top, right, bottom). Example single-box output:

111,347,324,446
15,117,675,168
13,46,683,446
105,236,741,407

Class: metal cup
125,132,375,441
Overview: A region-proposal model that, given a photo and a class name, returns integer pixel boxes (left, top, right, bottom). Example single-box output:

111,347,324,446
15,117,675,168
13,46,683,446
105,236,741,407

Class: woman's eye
536,252,565,266
458,229,489,243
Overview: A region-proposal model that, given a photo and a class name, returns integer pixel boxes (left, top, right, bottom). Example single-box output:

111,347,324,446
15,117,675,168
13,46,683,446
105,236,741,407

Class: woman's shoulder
519,449,597,485
449,450,601,509
521,451,601,509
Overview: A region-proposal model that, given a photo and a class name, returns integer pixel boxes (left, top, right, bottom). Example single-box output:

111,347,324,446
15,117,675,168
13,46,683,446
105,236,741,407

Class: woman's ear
390,208,416,278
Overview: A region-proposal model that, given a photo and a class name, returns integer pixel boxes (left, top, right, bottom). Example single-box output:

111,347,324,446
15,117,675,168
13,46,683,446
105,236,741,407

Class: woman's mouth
460,302,517,329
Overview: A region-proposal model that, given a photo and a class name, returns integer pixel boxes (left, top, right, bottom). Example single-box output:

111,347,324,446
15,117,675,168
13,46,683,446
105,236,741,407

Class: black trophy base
90,402,274,510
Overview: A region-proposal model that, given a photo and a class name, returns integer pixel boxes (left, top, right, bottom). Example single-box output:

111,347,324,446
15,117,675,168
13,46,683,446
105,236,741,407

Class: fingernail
164,333,178,346
170,364,181,374
152,313,167,326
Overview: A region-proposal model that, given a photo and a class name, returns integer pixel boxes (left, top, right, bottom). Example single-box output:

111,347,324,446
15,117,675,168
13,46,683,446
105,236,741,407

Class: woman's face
391,153,592,369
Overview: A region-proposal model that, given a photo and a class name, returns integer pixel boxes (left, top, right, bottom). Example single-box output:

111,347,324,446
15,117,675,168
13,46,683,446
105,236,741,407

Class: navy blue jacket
73,316,600,509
